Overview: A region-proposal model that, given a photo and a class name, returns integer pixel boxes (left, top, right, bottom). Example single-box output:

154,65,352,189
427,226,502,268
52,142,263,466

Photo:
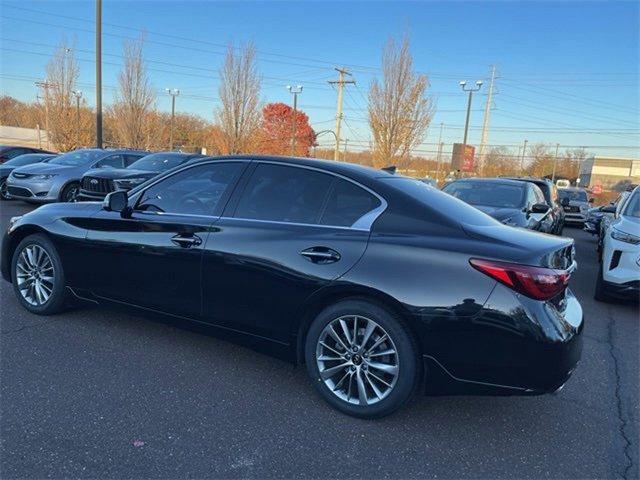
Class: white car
595,186,640,302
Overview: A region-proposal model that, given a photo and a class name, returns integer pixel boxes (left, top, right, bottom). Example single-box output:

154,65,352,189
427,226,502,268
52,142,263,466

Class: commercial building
578,156,640,190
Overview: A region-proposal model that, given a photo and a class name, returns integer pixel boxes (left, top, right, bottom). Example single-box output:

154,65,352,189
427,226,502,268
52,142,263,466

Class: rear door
201,162,384,343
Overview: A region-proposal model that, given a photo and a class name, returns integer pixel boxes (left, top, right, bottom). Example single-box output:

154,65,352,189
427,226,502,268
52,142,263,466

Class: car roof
503,177,551,187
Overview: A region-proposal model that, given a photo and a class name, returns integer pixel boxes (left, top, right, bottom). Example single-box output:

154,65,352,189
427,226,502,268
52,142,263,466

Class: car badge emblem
90,179,98,185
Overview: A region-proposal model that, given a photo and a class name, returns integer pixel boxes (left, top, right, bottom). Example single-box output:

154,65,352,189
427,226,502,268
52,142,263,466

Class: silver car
557,187,593,225
6,149,146,203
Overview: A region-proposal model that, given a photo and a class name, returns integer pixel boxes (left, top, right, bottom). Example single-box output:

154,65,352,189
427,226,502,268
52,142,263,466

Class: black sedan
503,177,565,235
0,145,54,163
0,153,58,200
1,156,582,418
443,178,553,232
78,152,205,201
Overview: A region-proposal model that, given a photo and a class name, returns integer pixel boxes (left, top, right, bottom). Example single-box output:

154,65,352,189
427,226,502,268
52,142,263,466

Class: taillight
470,258,570,301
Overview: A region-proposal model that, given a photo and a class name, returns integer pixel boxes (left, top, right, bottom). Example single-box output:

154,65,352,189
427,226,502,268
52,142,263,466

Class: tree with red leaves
259,102,316,156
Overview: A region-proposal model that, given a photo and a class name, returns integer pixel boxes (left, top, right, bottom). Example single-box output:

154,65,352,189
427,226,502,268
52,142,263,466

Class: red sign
592,184,603,194
452,143,476,172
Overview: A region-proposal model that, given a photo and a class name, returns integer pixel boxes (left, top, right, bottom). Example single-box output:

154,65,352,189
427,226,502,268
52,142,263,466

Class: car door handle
300,247,341,264
171,234,202,248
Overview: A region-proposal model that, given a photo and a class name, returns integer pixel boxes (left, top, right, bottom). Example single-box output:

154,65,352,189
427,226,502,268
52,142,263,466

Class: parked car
0,145,54,164
6,148,146,203
584,191,630,236
442,178,553,232
557,188,593,226
597,191,632,260
503,177,565,235
78,152,205,201
595,186,640,302
0,153,58,200
1,156,582,418
419,177,437,188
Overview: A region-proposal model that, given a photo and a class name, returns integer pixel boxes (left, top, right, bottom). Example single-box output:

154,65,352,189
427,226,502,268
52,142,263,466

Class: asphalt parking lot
1,200,638,479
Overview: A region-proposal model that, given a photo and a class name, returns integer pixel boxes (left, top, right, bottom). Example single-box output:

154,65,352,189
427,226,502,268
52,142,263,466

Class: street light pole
521,139,528,173
165,88,180,150
96,0,103,148
287,85,302,156
459,80,483,145
551,142,560,183
73,90,83,147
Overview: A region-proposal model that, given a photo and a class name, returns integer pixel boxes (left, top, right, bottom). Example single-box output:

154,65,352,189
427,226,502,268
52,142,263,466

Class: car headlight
8,215,22,232
33,174,57,180
114,177,147,189
611,227,640,245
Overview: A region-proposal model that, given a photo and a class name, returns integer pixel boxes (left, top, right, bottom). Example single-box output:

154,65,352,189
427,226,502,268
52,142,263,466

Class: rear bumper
421,284,584,396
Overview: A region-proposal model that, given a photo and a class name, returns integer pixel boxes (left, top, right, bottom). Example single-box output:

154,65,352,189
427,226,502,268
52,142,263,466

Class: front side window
234,164,333,224
136,162,243,216
129,153,192,172
49,150,104,166
96,155,124,169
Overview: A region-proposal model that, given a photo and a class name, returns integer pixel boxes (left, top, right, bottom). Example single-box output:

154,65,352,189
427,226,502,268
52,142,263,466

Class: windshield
5,154,52,166
128,153,190,172
622,190,640,218
442,181,525,208
382,177,500,227
558,189,588,202
48,150,104,166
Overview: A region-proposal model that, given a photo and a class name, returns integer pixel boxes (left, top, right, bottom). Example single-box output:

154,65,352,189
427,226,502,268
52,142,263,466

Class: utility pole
551,143,560,183
35,81,54,150
73,90,83,147
95,0,103,148
165,88,180,150
520,139,528,173
329,67,355,161
459,80,483,145
287,85,302,156
343,138,349,160
435,122,444,181
478,65,496,174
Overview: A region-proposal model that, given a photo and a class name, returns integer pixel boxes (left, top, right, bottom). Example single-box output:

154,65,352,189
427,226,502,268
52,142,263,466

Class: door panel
201,219,369,343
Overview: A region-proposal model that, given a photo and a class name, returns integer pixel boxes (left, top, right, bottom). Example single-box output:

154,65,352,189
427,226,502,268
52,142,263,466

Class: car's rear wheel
11,234,67,315
0,177,10,201
305,299,420,418
60,182,79,202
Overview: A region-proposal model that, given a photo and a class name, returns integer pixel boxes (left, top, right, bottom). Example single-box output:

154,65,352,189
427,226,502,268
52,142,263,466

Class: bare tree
368,36,434,168
40,39,83,151
215,42,261,154
111,34,155,149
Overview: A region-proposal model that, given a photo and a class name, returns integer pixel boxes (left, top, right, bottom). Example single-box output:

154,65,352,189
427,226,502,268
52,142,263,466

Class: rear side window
234,164,333,224
320,178,381,227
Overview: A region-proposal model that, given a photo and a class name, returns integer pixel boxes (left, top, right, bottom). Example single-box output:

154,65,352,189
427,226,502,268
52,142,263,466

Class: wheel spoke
319,341,343,357
319,362,351,380
339,319,353,346
368,348,396,358
368,361,398,375
328,325,349,351
360,319,376,350
367,369,393,388
365,371,383,399
317,355,343,362
352,316,358,347
365,334,388,354
356,369,368,406
332,370,351,391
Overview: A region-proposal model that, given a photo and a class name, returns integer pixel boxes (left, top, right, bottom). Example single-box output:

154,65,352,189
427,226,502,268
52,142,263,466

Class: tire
594,264,612,303
60,182,79,202
304,299,421,419
0,177,10,201
11,234,68,315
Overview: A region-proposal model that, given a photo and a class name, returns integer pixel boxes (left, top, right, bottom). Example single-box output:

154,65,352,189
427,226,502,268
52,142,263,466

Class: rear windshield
128,153,191,172
4,154,52,166
49,150,103,166
443,181,525,208
558,189,588,202
380,177,500,227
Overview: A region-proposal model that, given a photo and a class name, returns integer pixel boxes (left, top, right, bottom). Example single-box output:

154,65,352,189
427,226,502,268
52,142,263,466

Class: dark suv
79,152,205,201
504,177,565,235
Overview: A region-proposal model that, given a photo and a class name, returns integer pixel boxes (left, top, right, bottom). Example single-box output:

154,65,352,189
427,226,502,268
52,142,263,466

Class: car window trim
227,160,387,231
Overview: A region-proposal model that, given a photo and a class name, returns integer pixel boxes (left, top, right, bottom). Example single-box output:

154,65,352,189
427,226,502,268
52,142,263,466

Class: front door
83,161,247,317
201,162,384,343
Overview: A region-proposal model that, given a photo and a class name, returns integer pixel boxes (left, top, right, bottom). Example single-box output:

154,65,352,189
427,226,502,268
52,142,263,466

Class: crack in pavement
605,306,634,479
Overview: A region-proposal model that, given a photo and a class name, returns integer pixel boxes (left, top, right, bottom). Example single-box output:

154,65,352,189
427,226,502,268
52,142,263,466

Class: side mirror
560,197,570,207
103,190,128,213
531,203,550,214
588,198,595,203
601,205,617,214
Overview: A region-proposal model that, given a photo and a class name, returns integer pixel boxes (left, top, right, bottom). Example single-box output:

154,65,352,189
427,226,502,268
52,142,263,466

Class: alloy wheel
0,179,9,200
15,244,55,306
316,315,399,406
65,186,79,202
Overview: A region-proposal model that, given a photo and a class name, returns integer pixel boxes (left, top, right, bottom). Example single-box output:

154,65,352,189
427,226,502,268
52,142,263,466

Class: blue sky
0,0,638,158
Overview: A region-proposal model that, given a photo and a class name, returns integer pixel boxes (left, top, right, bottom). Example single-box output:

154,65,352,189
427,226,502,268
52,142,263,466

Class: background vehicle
442,178,552,232
0,145,54,163
79,152,205,201
504,177,565,235
0,153,57,200
556,179,571,188
597,190,632,260
595,186,640,302
6,148,146,203
557,187,593,226
420,177,437,187
1,156,583,419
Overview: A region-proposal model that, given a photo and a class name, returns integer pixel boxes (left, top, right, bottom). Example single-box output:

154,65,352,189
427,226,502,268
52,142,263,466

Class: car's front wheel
305,299,420,418
0,177,10,201
60,182,79,202
11,234,67,315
